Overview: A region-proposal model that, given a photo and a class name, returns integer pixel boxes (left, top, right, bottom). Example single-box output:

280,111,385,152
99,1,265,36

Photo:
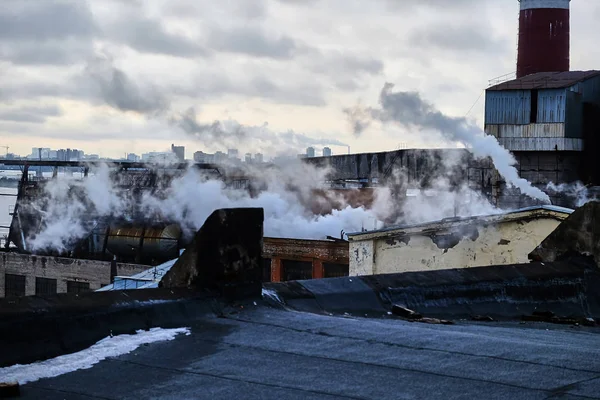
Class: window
530,89,538,123
324,263,350,278
282,260,312,281
5,274,26,297
67,280,90,294
262,258,272,283
35,277,57,295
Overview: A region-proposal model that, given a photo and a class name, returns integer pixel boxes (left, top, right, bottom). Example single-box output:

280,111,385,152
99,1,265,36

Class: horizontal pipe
0,159,221,170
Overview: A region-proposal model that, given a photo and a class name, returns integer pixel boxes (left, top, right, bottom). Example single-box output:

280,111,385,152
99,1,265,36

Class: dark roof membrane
488,70,600,91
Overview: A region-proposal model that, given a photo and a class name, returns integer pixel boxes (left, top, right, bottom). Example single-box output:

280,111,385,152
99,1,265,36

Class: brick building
0,253,149,298
262,237,349,282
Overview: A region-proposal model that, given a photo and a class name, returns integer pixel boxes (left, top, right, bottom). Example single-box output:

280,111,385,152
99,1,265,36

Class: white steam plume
346,83,550,203
27,164,127,252
27,159,507,254
546,181,594,207
26,161,391,252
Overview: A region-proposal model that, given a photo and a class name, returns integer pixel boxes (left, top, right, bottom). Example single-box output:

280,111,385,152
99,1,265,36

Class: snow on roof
346,204,574,238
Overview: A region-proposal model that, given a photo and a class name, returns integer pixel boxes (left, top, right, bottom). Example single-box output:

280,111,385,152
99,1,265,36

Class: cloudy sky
0,0,598,159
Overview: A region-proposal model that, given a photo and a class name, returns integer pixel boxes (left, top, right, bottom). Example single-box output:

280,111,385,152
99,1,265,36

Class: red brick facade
263,237,349,282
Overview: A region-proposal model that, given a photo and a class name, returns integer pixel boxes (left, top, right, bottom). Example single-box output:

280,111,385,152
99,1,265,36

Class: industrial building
482,0,600,206
346,205,572,276
0,253,148,298
485,71,600,191
262,237,349,282
95,237,349,292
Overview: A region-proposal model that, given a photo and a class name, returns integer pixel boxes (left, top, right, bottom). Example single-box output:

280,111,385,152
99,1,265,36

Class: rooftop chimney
517,0,571,78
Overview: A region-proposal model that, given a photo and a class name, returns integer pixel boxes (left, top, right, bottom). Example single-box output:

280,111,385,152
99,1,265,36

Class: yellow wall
349,218,561,276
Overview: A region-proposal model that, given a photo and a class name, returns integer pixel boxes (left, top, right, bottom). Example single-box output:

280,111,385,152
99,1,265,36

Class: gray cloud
0,1,97,40
105,16,208,58
409,24,508,53
0,1,97,66
208,26,298,59
0,39,94,66
0,105,62,124
304,51,384,92
85,55,170,114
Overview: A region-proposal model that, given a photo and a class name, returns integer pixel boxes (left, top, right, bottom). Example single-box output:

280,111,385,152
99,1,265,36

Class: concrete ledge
0,289,218,368
264,260,600,320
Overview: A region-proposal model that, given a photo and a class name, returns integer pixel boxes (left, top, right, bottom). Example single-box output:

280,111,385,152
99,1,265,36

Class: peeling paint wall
349,218,561,276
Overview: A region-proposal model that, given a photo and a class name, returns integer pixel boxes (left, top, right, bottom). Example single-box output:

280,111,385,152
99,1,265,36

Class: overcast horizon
1,0,599,159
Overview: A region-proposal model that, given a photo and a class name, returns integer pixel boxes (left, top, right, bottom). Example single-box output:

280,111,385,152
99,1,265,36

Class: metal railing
488,72,517,87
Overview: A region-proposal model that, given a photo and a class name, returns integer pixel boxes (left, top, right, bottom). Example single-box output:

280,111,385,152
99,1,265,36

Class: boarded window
5,274,26,297
262,258,272,283
35,277,57,295
324,263,349,278
282,260,312,281
67,280,90,294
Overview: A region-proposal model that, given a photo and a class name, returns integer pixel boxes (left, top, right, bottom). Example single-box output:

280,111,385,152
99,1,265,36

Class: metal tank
106,224,182,260
517,0,570,78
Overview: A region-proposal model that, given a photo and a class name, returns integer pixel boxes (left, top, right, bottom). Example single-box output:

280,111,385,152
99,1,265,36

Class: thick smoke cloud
26,162,387,252
26,159,504,254
347,83,550,203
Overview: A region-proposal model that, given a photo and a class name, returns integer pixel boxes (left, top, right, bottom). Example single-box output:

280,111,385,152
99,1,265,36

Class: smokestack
517,0,570,78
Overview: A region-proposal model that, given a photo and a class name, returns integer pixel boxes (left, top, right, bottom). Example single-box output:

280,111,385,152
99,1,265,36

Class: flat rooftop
18,306,600,399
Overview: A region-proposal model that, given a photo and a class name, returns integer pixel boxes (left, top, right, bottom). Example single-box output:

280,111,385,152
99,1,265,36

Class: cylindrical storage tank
517,0,570,78
106,224,182,261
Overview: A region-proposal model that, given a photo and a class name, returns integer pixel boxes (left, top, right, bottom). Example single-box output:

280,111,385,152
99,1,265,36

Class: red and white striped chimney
517,0,570,78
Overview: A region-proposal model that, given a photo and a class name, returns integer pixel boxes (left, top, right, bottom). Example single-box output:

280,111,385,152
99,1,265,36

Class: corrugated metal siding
537,89,566,123
496,138,583,151
485,90,531,125
565,91,583,138
485,123,564,138
579,75,600,107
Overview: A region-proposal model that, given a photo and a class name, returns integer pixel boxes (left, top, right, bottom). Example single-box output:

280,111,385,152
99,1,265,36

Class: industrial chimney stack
517,0,570,78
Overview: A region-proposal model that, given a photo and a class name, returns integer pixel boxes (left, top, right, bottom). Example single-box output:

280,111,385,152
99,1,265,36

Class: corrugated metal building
485,71,600,193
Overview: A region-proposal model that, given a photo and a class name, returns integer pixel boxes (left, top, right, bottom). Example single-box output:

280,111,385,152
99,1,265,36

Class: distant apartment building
227,149,239,160
323,147,332,157
171,144,185,162
255,153,264,163
142,152,178,163
245,153,252,163
30,148,51,159
193,151,213,163
127,153,140,162
306,147,316,158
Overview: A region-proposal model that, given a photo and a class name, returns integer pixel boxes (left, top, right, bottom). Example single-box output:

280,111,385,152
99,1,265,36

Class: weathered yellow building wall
349,217,562,276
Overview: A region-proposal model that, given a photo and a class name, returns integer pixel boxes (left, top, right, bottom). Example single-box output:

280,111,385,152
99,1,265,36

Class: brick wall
0,253,149,297
263,237,349,282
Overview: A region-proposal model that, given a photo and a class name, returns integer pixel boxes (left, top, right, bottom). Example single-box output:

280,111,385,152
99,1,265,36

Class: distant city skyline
3,143,336,162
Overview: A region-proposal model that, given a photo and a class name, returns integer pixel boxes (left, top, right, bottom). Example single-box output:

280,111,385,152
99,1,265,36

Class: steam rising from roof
346,83,550,203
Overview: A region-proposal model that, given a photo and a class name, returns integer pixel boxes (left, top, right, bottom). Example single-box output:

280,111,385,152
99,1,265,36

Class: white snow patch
262,288,283,304
0,327,190,385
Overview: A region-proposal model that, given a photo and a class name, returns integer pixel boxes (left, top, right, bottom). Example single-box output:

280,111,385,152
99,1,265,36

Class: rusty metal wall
517,6,570,78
